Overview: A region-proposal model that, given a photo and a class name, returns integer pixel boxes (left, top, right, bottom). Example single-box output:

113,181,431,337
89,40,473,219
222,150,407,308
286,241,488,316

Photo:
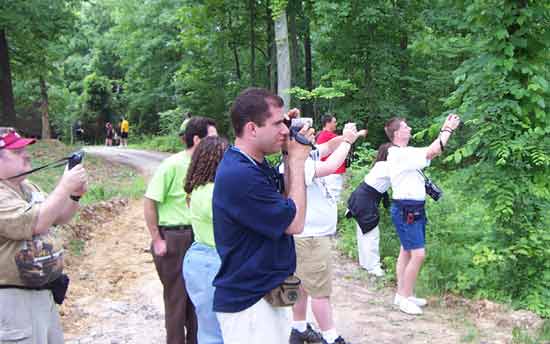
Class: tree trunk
302,0,313,118
266,1,276,91
288,0,299,84
0,29,16,126
39,76,51,139
228,15,241,80
249,0,256,85
275,11,291,112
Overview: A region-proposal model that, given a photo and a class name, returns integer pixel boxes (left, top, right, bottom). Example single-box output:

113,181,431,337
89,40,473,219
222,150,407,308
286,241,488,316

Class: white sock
322,328,339,343
292,320,307,332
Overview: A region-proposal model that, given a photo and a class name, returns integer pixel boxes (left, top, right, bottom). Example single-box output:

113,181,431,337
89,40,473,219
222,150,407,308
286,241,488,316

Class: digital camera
68,150,85,170
425,178,443,201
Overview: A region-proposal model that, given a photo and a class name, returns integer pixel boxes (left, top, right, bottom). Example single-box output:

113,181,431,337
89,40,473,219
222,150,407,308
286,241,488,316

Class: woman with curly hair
182,136,227,344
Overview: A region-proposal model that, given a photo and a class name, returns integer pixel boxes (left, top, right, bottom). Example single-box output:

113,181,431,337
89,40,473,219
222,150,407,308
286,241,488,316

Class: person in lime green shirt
144,116,217,344
182,136,228,344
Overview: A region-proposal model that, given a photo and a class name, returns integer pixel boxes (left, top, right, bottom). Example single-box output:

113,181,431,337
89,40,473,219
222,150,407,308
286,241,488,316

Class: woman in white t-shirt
347,143,391,277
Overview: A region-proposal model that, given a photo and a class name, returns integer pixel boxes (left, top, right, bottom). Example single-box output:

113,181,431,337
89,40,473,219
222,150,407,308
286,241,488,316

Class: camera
68,150,85,170
425,178,443,201
286,117,315,148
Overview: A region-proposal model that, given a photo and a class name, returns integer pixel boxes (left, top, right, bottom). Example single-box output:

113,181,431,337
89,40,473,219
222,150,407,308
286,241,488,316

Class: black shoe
289,323,323,343
322,336,349,344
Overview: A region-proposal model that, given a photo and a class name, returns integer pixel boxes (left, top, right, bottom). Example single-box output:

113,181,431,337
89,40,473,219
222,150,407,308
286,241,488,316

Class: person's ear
193,135,201,147
244,122,257,138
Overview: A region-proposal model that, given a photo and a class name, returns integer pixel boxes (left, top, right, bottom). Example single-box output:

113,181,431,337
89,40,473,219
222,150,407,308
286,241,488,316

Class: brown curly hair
184,136,228,205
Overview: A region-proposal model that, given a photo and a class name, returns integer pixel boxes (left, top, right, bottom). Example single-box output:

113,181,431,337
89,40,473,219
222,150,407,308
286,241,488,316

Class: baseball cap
0,130,36,149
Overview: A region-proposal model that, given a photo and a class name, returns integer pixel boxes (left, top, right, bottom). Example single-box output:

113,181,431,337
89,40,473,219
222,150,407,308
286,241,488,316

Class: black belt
0,284,45,291
159,225,192,231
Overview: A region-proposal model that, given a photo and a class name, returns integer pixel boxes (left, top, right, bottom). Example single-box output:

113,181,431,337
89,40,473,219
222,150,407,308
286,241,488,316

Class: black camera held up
67,150,85,170
284,117,316,149
418,170,443,201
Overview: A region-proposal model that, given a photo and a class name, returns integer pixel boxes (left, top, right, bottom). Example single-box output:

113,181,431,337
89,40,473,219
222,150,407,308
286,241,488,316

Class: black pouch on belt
402,205,426,225
45,274,70,305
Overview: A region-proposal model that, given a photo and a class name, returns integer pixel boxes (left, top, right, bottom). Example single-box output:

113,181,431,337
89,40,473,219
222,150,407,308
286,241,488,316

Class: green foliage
132,135,183,153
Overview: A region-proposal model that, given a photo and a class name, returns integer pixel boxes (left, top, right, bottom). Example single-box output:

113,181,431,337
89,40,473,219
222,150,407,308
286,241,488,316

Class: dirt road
63,147,542,344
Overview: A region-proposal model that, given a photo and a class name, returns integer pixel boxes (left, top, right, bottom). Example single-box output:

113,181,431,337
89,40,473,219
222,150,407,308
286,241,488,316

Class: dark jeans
153,227,197,344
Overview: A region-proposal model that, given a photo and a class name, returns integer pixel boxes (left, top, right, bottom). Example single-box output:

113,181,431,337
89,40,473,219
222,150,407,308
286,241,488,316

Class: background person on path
316,115,346,202
120,117,129,147
105,122,114,146
0,127,88,344
289,123,365,344
144,117,217,344
182,136,228,344
212,88,313,344
347,143,392,277
385,114,460,315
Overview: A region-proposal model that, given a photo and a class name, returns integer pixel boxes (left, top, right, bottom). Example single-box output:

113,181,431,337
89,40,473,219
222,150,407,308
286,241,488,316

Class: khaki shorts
0,288,63,343
294,236,333,298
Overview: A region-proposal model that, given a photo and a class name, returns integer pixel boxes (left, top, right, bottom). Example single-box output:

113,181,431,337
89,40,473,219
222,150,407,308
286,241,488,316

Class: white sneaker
368,268,385,277
394,294,427,307
399,297,423,315
409,296,427,307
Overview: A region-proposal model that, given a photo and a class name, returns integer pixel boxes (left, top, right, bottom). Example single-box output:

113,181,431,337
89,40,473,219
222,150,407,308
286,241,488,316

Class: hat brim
5,138,36,149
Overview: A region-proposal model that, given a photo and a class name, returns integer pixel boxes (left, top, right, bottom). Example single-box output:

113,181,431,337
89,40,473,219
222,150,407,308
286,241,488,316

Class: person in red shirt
316,115,346,201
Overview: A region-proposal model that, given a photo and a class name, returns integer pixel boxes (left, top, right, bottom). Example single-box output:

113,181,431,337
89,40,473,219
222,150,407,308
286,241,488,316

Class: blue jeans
183,242,223,344
391,200,427,250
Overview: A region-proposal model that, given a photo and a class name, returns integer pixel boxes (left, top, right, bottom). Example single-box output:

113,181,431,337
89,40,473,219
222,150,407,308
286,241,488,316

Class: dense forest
1,0,549,316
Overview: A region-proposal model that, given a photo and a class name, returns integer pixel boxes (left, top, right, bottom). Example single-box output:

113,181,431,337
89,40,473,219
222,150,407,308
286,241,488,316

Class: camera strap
1,157,70,181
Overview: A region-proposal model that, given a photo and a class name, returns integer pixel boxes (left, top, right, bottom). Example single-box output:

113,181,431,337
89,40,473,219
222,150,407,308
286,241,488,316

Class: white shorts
0,288,63,343
216,298,291,344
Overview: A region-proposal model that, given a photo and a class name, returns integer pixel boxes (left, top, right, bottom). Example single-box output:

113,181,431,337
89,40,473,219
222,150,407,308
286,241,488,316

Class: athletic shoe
289,323,323,344
394,294,427,307
399,297,423,315
367,267,385,277
322,336,350,344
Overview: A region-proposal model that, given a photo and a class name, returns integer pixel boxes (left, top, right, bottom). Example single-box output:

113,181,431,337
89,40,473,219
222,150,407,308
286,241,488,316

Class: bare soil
60,147,544,344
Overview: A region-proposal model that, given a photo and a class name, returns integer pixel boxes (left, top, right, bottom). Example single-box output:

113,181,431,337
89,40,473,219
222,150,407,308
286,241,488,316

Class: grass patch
512,320,550,344
27,140,145,201
68,239,86,256
130,134,183,153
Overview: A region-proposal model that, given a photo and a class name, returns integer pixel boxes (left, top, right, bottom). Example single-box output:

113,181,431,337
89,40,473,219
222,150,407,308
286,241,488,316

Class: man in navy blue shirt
213,88,313,344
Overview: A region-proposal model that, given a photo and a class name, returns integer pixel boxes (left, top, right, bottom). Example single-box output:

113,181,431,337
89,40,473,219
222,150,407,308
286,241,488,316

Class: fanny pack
264,275,301,307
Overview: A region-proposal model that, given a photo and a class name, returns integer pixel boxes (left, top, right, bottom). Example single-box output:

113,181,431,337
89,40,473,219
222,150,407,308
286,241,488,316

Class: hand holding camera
60,163,88,197
287,122,314,163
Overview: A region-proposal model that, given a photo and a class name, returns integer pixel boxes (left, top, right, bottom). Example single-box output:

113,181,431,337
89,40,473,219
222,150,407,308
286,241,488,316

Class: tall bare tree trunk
249,0,256,86
275,11,291,112
0,29,16,126
266,1,276,91
288,0,299,84
302,0,313,118
39,76,51,139
228,15,241,80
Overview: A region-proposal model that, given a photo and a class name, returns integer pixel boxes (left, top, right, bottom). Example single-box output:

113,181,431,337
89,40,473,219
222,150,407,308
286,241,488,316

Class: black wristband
70,194,81,202
440,128,454,134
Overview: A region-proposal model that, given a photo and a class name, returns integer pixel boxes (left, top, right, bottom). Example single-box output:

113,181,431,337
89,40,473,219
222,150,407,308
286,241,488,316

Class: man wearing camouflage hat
0,127,88,343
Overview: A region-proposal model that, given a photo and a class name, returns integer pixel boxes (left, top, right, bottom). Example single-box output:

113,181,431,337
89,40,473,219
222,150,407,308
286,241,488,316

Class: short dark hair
321,114,335,128
230,88,284,137
384,117,405,142
183,116,217,148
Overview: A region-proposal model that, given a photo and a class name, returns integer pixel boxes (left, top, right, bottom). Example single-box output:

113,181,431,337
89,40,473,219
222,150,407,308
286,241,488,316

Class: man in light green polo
143,117,217,344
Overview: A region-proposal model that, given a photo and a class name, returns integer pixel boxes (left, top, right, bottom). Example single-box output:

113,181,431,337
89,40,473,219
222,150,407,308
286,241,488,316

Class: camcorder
286,117,315,148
